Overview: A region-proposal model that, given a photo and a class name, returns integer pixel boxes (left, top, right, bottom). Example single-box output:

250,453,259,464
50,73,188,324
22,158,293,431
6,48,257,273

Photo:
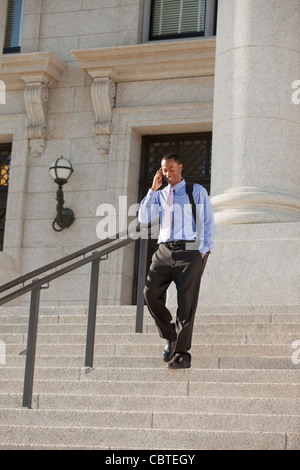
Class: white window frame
142,0,217,43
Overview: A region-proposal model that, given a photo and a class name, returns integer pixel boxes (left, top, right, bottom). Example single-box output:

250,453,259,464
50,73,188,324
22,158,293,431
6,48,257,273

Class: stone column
210,0,300,224
0,0,8,70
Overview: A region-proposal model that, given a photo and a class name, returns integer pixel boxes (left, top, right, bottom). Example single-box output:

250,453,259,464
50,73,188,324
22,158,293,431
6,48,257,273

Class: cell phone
159,168,165,181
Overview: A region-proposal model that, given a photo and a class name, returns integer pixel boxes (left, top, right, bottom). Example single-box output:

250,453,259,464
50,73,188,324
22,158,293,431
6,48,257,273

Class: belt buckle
173,241,184,250
165,241,186,250
166,241,176,250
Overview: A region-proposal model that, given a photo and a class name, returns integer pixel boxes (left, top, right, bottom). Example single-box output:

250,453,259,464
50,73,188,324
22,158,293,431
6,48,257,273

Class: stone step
4,342,296,357
2,393,300,416
0,310,300,323
2,366,299,383
0,444,108,450
115,343,296,357
0,312,299,326
56,313,299,324
3,354,298,369
0,304,299,316
0,424,297,450
143,323,300,334
1,409,300,434
1,332,299,346
1,378,300,398
1,322,300,335
1,304,299,450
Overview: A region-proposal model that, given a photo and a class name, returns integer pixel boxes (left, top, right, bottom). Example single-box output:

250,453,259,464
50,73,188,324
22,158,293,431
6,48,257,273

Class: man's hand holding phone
151,168,163,192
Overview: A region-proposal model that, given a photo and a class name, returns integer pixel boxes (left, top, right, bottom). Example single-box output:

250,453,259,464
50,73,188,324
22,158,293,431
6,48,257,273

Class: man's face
161,158,183,187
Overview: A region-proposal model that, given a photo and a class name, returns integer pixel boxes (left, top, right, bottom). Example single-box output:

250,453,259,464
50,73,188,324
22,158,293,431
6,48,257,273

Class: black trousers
144,244,209,363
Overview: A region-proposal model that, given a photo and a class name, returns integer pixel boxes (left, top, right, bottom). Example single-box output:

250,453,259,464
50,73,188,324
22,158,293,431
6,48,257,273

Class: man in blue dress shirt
138,153,216,369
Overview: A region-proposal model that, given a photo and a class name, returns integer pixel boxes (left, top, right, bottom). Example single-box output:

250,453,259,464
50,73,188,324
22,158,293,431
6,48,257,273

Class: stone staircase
0,305,299,450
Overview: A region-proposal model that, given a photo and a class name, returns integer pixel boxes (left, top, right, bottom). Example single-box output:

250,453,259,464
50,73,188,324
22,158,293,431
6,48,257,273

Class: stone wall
0,1,215,306
21,0,144,60
0,0,299,308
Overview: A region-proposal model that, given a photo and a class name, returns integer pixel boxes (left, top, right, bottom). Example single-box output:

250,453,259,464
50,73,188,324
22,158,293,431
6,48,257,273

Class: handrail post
85,253,101,368
22,281,41,409
135,237,148,333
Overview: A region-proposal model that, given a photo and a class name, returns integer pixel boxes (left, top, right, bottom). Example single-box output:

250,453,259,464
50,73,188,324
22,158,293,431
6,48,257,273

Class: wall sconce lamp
49,156,75,232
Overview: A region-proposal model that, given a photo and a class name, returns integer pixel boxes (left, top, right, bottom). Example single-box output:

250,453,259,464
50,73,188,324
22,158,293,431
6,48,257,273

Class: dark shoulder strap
185,183,196,224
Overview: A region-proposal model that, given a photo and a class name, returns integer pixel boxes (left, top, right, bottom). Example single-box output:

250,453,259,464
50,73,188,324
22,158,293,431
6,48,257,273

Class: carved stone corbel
91,77,116,155
0,52,68,158
24,81,49,158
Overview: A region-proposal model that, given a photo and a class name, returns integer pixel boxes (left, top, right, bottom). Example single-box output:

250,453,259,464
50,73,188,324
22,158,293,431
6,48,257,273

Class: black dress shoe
163,341,175,362
167,355,191,369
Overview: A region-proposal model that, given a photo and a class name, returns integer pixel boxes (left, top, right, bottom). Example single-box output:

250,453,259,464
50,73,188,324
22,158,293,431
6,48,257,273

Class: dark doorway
0,144,12,251
132,132,212,304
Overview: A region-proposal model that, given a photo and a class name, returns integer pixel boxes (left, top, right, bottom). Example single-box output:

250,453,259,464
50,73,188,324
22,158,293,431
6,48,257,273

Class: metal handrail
0,222,155,408
0,226,134,295
0,235,134,305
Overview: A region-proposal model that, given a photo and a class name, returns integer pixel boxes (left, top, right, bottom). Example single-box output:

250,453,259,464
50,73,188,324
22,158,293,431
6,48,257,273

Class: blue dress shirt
138,179,216,255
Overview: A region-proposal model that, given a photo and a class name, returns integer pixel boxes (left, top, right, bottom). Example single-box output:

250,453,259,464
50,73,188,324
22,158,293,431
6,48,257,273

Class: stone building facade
0,0,299,307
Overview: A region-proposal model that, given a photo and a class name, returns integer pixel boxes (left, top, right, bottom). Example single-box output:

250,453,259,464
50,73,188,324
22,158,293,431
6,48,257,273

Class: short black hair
161,153,182,164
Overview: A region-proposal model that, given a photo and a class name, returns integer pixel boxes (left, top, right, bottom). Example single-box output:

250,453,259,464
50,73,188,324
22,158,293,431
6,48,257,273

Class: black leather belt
162,240,195,251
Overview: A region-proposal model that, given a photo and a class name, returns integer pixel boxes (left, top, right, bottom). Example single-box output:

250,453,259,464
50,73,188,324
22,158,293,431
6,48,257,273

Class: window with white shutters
3,0,24,54
150,0,208,40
